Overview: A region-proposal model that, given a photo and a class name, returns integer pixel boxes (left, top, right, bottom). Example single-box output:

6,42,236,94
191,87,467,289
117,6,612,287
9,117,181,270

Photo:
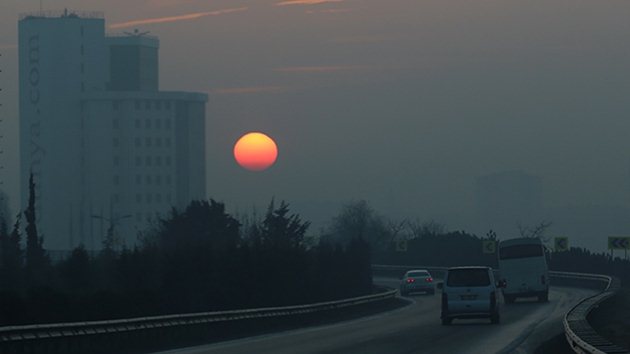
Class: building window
81,82,85,92
136,194,142,203
113,119,119,129
145,137,152,147
80,26,84,36
156,194,162,203
156,156,162,166
156,175,162,185
166,194,172,203
113,156,120,166
165,119,172,130
155,119,162,129
113,175,120,185
146,194,153,203
156,138,162,147
135,156,142,166
113,101,120,111
136,174,141,184
135,137,141,147
146,175,152,185
135,119,140,128
145,156,152,166
166,175,172,185
165,138,172,147
80,45,84,56
80,63,85,74
145,119,151,129
165,156,172,166
113,138,119,147
113,194,120,203
145,101,151,110
156,101,162,110
165,101,171,110
135,100,141,110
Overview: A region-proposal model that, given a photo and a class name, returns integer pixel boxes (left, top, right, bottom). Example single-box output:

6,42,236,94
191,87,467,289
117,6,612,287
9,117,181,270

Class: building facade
19,10,207,250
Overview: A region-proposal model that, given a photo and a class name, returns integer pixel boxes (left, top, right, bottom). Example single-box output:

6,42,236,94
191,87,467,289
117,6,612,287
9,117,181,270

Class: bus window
499,244,543,260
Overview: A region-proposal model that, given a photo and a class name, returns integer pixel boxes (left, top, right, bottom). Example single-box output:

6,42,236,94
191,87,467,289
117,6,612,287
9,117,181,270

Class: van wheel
491,312,500,324
441,317,452,326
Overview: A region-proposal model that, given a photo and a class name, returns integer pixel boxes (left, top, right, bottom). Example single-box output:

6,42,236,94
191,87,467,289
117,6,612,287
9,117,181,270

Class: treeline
371,226,630,284
372,231,498,268
550,248,630,283
0,191,372,325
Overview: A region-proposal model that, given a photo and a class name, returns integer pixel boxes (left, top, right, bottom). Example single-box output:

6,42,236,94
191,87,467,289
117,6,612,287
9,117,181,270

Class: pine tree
24,173,48,285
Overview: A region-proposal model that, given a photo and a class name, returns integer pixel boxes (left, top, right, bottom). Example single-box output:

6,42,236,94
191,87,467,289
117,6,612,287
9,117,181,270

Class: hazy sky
2,0,630,249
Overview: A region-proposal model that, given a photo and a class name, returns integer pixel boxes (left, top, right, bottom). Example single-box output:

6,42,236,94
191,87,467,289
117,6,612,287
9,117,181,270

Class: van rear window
408,271,429,278
499,244,543,260
447,269,490,287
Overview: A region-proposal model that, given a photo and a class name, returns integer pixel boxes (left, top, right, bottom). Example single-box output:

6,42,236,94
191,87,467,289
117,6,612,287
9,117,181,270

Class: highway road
155,277,596,354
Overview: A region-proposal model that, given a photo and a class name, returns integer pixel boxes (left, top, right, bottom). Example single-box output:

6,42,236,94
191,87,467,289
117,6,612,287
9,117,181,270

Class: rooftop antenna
123,28,150,37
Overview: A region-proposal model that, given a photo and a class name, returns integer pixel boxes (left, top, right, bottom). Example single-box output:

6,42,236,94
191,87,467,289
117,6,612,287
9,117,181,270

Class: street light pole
91,214,132,251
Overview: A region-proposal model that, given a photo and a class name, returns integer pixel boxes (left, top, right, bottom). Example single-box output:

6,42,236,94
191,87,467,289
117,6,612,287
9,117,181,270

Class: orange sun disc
233,132,278,171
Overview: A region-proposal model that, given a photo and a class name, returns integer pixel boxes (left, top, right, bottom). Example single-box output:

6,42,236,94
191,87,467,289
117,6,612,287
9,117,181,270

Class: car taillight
406,278,415,283
541,275,546,285
426,277,433,283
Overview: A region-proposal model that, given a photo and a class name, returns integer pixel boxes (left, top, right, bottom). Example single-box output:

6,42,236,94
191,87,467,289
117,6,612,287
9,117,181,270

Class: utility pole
91,213,132,251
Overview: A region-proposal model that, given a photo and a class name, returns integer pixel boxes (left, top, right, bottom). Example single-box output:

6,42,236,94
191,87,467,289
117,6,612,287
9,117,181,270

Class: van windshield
447,269,490,287
499,244,543,260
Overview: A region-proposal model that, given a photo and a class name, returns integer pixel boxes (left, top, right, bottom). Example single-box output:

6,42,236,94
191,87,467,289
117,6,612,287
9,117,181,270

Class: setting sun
233,132,278,171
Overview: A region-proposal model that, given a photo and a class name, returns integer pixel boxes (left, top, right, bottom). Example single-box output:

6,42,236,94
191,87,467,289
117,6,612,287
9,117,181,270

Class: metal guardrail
372,264,629,354
561,274,628,354
0,265,626,353
0,288,396,349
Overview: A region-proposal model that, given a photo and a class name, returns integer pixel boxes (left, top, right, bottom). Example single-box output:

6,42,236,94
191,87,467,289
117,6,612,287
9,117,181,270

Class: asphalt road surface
155,277,595,354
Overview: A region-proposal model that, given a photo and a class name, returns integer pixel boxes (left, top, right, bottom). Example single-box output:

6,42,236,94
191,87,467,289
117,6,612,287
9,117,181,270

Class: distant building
18,10,207,250
475,170,543,237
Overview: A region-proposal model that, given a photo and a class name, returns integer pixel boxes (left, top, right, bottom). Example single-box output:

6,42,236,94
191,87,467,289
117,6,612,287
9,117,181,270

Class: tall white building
19,10,207,250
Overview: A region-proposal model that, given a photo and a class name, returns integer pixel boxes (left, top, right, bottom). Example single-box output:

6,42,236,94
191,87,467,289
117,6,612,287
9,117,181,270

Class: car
440,266,505,325
399,269,435,296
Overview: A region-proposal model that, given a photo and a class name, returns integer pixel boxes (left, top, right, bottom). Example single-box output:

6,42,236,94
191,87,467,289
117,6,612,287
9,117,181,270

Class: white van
498,237,549,303
440,266,504,325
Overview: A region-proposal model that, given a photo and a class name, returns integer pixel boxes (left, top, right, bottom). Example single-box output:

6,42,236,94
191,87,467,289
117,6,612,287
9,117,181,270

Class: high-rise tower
19,10,207,250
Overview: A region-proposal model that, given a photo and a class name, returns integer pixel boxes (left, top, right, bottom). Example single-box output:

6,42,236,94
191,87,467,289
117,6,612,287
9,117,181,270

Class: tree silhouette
24,173,49,286
258,199,310,250
329,200,388,250
0,213,23,290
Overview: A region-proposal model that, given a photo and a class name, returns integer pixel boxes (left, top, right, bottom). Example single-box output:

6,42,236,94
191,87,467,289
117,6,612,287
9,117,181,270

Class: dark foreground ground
589,286,630,351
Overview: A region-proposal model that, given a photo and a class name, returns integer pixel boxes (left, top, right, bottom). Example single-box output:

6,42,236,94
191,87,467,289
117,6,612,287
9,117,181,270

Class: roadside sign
395,239,408,252
608,237,630,250
482,240,496,254
554,237,569,252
